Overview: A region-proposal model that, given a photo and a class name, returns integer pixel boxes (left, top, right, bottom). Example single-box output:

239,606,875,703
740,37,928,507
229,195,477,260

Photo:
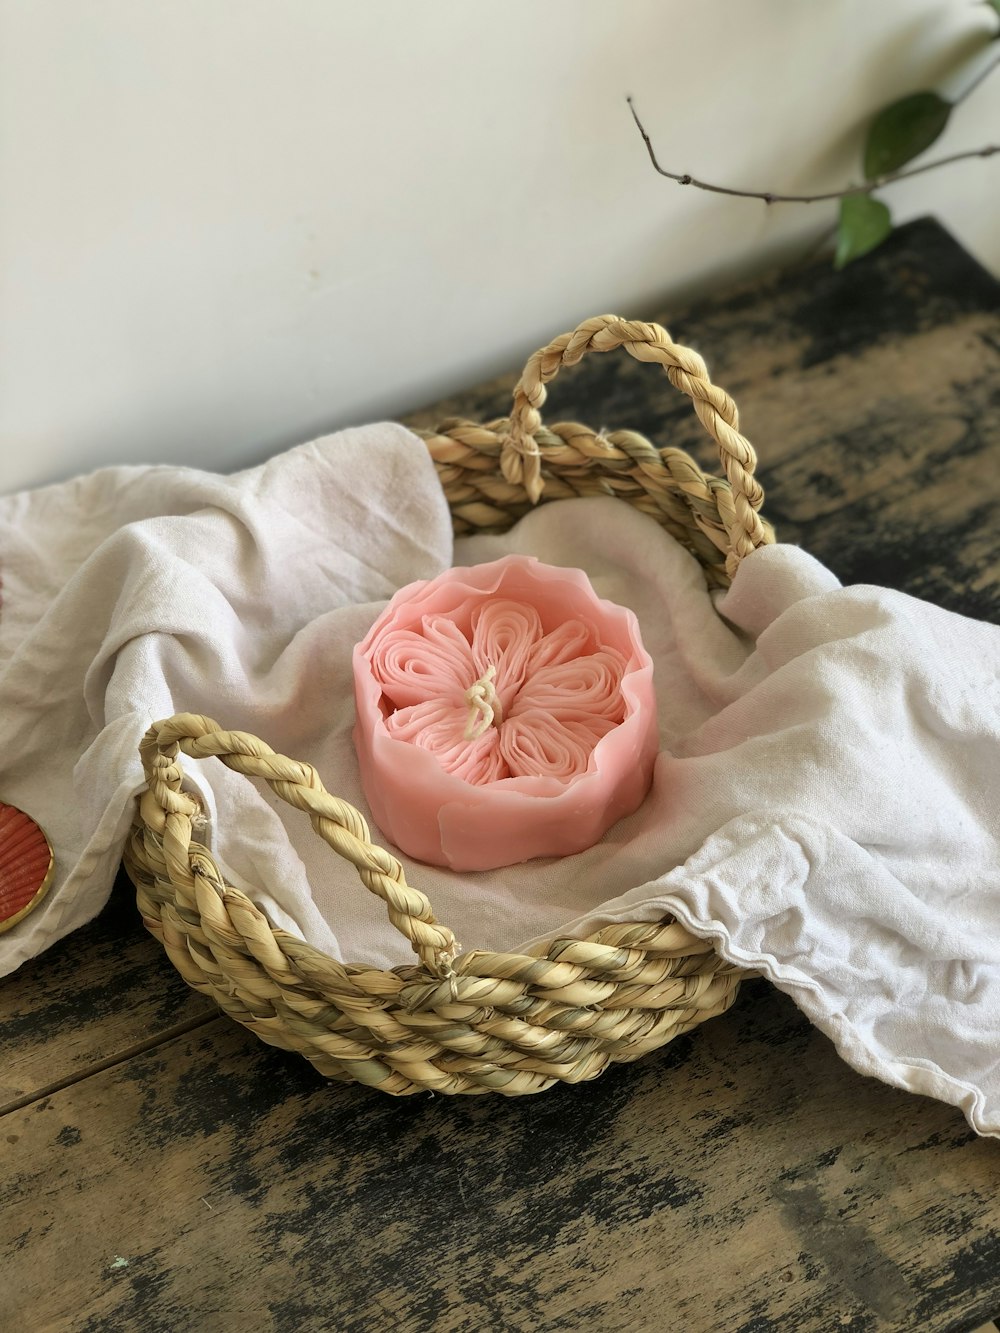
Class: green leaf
863,92,951,179
834,195,893,269
988,0,1000,24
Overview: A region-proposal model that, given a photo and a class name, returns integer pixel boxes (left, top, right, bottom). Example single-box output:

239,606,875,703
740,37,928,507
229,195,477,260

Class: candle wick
463,663,503,741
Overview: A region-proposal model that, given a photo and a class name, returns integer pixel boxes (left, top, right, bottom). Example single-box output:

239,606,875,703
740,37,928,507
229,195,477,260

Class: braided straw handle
500,314,767,575
137,713,459,979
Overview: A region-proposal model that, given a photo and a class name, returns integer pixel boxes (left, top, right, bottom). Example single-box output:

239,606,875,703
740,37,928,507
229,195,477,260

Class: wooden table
3,219,999,1333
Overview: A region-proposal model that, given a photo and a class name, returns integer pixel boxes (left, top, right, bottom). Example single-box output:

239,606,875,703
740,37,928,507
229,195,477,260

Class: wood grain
0,870,214,1113
2,218,998,1333
2,983,998,1333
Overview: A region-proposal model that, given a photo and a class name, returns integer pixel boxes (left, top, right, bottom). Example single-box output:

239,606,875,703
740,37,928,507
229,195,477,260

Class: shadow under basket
123,315,774,1097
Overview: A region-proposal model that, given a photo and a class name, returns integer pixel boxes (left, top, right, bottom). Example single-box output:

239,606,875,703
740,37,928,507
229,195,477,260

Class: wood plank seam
0,1010,221,1118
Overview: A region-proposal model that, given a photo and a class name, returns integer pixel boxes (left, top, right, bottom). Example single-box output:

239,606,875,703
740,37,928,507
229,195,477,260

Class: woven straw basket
124,315,774,1097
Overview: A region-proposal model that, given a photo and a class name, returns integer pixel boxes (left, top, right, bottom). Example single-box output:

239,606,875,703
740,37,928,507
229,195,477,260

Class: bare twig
954,50,1000,105
628,97,1000,205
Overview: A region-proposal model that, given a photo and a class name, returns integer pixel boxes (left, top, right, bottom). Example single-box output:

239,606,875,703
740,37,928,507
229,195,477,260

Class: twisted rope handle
137,713,459,979
500,314,767,576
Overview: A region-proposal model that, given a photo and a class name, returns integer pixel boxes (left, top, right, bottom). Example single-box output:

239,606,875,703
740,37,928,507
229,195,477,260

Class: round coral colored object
0,801,55,934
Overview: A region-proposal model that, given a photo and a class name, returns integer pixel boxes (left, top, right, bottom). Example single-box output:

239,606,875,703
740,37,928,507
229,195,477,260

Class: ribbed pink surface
0,802,52,923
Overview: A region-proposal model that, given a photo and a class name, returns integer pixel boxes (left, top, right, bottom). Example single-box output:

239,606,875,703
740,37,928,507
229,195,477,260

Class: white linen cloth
1,425,998,1137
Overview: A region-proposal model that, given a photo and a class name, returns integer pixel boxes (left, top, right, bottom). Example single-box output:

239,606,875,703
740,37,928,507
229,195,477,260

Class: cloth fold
1,424,998,1137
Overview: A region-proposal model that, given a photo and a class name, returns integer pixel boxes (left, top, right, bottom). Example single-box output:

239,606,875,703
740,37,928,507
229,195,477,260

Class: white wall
2,0,998,495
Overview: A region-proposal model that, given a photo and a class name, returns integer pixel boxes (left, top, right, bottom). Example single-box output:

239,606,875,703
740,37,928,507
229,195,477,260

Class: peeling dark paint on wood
3,981,999,1332
774,1179,914,1321
0,869,213,1108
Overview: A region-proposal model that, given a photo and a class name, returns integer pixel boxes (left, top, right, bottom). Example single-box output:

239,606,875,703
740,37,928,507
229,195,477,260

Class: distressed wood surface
2,218,999,1333
0,870,214,1114
3,984,999,1333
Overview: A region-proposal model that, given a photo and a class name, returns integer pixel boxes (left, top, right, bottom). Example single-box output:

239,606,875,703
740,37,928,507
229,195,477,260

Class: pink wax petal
369,615,476,709
470,600,542,713
386,699,509,783
512,649,628,724
524,619,598,672
499,709,616,781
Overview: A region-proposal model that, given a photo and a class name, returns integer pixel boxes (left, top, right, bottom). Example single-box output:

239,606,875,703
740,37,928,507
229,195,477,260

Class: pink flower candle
352,555,658,871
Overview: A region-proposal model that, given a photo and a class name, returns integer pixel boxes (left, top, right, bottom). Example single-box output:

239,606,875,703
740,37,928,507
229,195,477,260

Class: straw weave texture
125,316,771,1096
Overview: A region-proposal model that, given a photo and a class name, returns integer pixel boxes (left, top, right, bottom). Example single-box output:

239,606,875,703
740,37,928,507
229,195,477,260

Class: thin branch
954,49,1000,105
628,96,1000,205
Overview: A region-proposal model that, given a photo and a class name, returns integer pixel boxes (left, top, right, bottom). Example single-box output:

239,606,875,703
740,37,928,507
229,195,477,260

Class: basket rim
125,715,743,1095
